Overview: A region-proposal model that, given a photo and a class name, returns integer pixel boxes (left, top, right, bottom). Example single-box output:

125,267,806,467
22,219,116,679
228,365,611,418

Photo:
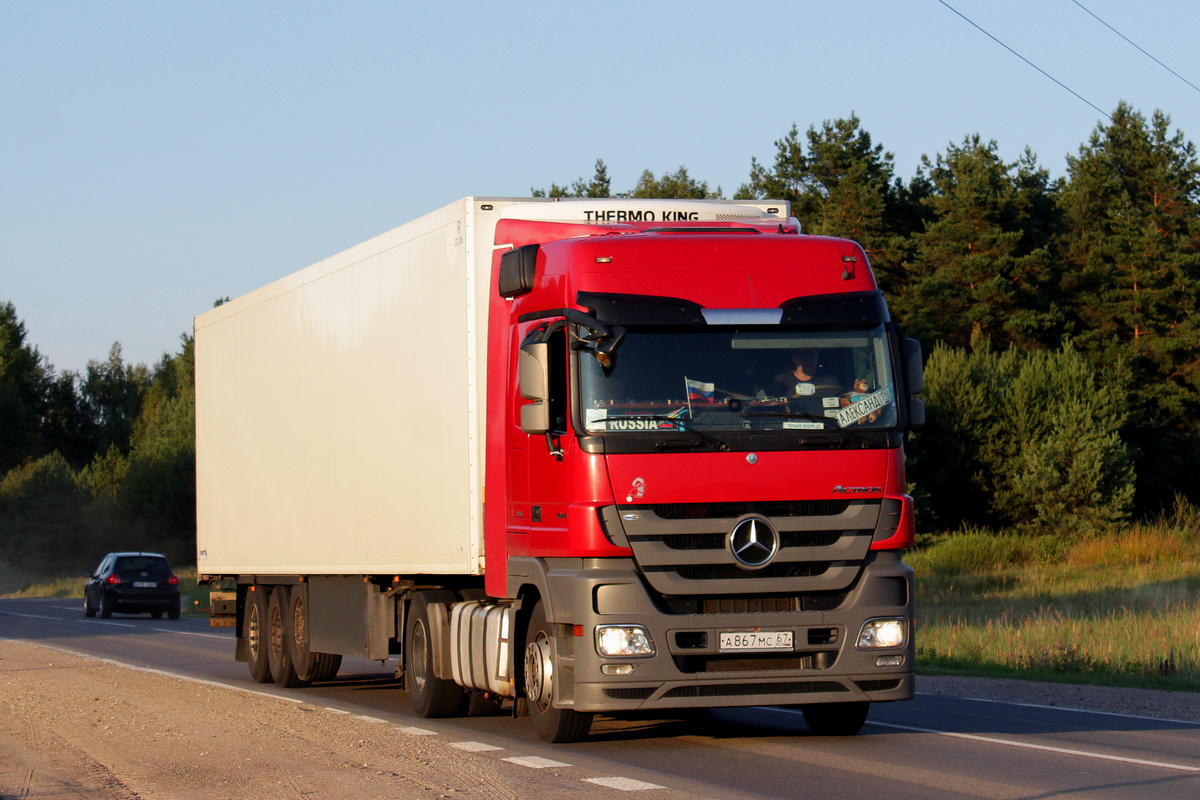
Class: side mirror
903,338,924,395
519,342,551,434
902,338,925,431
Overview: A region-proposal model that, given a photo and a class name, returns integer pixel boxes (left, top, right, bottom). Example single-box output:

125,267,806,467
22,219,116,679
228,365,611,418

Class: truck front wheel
406,590,464,718
800,701,869,736
523,600,593,743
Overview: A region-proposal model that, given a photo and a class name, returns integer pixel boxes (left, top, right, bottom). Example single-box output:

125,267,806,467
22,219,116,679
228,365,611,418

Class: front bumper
517,550,914,713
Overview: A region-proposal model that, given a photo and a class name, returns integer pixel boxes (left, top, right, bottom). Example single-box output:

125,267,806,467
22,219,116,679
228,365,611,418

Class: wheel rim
291,596,308,658
411,619,429,692
269,602,285,665
247,602,263,660
524,633,554,710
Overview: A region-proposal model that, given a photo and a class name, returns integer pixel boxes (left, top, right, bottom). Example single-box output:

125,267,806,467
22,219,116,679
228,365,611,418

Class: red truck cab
480,213,922,741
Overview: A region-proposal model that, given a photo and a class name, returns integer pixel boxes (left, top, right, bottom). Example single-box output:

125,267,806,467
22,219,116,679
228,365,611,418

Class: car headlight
595,625,656,657
857,617,908,649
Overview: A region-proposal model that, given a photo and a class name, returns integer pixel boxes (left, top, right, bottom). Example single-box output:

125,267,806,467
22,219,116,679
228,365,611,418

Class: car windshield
580,325,898,434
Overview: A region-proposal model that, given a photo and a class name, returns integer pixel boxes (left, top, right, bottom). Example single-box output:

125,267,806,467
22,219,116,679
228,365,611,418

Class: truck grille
608,500,881,596
649,500,850,520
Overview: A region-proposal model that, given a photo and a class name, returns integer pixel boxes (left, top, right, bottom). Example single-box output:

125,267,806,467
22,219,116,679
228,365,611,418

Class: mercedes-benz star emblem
728,516,780,570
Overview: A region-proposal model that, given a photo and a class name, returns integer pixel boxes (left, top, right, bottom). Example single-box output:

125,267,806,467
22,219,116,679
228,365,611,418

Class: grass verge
912,523,1200,692
1,566,206,616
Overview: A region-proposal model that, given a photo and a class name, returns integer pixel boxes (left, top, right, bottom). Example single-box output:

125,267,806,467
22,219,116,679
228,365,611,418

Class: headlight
595,625,656,657
857,617,908,649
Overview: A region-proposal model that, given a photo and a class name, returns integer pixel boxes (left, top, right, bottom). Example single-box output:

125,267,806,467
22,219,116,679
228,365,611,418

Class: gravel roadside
0,640,679,800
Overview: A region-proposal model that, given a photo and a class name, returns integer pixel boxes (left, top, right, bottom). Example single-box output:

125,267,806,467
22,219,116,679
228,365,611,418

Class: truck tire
800,702,869,736
405,590,463,718
267,586,311,688
312,652,342,682
245,587,273,684
286,588,318,682
523,600,593,743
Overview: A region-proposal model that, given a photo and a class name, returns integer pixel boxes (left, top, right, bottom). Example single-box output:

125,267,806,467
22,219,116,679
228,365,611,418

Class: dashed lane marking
398,726,438,736
504,756,571,769
450,741,504,752
585,777,665,791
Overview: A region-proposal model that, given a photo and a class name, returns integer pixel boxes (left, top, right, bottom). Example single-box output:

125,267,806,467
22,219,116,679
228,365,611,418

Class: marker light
857,617,908,649
595,625,656,658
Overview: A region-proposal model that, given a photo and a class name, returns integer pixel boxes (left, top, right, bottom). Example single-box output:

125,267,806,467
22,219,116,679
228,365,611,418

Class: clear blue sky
3,0,1199,374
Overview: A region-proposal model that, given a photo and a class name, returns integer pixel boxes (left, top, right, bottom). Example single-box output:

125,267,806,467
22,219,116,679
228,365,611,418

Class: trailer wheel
523,600,593,743
267,586,311,688
311,652,342,682
405,590,463,718
245,587,273,684
800,702,869,736
287,588,317,682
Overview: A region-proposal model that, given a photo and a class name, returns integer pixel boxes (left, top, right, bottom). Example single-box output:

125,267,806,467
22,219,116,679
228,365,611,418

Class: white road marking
866,719,1200,773
353,715,386,723
584,777,665,791
504,756,571,769
399,726,438,736
450,741,504,752
916,691,1200,727
152,628,230,639
0,612,61,620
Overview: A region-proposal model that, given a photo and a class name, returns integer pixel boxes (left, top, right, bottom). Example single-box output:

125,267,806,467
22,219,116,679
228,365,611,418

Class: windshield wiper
591,415,729,451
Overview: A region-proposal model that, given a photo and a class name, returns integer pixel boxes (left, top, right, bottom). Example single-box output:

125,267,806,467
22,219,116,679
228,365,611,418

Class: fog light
601,663,634,676
595,625,656,657
857,617,907,649
876,655,905,667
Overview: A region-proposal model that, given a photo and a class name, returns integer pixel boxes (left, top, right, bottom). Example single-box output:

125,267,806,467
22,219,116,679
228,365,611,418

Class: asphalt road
3,597,1199,799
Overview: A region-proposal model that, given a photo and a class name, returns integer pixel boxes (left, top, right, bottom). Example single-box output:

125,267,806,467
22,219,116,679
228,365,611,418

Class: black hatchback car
84,552,182,620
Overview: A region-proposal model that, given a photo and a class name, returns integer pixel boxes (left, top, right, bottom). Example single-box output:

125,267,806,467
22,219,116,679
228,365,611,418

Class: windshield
580,325,898,434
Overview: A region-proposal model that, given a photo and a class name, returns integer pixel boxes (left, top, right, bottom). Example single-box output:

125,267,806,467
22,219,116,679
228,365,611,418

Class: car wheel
167,601,181,621
523,599,593,743
267,586,309,688
245,586,273,684
405,590,463,718
83,593,96,618
99,591,113,619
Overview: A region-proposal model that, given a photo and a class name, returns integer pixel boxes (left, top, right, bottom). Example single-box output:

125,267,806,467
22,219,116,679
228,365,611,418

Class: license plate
132,581,157,588
719,631,793,652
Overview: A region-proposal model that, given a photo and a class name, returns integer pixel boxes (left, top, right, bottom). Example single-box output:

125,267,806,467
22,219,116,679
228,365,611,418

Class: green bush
909,335,1134,534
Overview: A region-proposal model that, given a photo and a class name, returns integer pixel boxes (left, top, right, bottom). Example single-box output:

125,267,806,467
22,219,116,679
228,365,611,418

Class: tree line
3,101,1199,575
0,306,196,574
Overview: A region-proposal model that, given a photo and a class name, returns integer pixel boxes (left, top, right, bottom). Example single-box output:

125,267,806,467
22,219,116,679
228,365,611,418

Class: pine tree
736,115,918,294
898,136,1063,350
0,301,50,476
1057,103,1200,508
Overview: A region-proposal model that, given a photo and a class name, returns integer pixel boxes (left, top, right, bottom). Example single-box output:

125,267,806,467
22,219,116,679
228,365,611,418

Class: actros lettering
583,210,700,222
831,485,883,494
